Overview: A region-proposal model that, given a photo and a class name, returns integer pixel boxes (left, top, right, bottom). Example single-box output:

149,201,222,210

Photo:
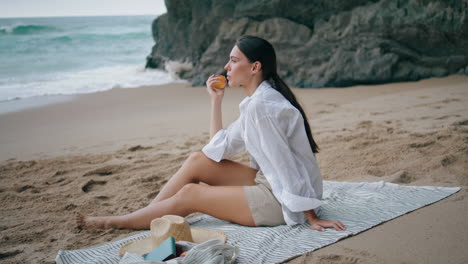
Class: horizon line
0,13,166,19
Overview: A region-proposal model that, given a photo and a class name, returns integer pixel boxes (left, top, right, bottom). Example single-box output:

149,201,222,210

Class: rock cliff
146,0,468,87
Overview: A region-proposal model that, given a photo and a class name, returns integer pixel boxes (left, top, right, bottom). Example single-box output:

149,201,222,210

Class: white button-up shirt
202,80,322,225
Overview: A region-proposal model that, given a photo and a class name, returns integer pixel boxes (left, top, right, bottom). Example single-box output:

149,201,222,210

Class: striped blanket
56,181,460,264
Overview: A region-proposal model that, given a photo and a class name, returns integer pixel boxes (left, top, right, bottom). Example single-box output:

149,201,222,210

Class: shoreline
0,75,467,263
2,73,465,115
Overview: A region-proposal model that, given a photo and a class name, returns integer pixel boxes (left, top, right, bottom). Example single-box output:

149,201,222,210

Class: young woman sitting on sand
78,35,345,232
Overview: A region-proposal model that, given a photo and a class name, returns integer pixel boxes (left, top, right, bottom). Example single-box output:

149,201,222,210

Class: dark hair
236,35,319,154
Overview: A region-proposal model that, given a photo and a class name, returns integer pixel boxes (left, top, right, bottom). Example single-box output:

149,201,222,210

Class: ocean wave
50,35,73,42
0,24,60,35
52,31,150,42
39,31,150,45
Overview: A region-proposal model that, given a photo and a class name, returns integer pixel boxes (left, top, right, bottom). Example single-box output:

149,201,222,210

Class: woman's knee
174,183,203,202
172,183,202,214
186,152,206,164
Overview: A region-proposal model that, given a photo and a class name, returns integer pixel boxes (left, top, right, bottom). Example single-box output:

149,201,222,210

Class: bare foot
76,214,117,230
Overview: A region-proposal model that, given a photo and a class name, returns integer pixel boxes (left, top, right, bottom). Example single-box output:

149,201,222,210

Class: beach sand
0,75,467,263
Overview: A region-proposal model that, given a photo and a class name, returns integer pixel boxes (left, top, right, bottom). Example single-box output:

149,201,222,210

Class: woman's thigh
176,183,255,226
187,152,258,187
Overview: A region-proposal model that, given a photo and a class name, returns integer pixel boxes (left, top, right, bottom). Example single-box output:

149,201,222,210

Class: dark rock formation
146,0,468,87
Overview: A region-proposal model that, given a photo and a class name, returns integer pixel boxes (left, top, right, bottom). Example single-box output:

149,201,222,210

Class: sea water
0,15,176,103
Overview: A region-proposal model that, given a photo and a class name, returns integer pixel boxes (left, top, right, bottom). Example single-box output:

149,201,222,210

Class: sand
0,75,467,263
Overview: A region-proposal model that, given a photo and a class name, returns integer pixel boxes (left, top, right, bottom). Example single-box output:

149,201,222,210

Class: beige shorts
244,171,286,227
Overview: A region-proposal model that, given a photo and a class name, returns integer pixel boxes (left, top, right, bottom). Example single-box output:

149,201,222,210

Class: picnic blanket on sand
56,181,460,264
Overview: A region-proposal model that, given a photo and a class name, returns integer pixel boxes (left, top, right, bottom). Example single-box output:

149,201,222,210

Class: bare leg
151,152,257,203
78,152,258,229
79,183,255,229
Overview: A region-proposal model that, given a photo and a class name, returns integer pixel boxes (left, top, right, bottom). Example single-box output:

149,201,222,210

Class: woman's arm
304,210,346,231
206,75,224,139
210,99,223,139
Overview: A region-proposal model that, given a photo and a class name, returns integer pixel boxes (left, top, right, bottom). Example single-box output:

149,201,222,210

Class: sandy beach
0,75,467,263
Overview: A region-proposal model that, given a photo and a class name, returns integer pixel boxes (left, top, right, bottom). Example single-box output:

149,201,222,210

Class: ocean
0,15,176,103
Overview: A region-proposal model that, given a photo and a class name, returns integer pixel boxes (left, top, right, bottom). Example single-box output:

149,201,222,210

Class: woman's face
224,45,254,88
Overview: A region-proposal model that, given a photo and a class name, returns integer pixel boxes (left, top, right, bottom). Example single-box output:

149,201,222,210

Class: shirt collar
239,80,271,111
250,80,271,99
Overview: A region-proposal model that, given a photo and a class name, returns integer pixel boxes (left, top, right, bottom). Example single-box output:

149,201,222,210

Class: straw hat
119,215,226,256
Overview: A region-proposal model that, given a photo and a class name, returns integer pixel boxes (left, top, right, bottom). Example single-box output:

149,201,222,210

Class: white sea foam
164,60,193,80
0,64,182,101
0,24,15,33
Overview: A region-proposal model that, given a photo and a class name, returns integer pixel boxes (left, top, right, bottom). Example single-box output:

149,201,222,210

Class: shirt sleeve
246,114,322,213
202,119,245,162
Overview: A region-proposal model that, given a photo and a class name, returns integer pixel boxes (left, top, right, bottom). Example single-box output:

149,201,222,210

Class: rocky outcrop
146,0,468,87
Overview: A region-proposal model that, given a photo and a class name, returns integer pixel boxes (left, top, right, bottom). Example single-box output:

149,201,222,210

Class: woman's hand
309,219,346,232
304,209,346,232
206,75,225,102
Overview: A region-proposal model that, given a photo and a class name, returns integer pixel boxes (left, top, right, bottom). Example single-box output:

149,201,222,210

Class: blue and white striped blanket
56,181,460,264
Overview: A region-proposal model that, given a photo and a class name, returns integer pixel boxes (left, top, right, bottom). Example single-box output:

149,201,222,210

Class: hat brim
119,236,154,256
119,227,226,256
191,227,226,244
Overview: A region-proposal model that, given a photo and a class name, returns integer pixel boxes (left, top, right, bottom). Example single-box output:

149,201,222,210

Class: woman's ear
251,61,262,73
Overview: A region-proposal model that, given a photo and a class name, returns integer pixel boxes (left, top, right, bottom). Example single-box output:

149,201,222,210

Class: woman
78,35,345,232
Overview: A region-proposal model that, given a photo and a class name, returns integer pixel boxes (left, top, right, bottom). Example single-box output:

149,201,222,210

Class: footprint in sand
437,135,451,140
0,250,23,260
441,98,461,103
350,141,371,150
64,204,77,211
48,178,66,185
81,180,107,193
54,170,68,176
128,145,152,152
14,185,35,193
441,155,457,167
408,141,435,148
94,195,111,200
14,185,40,193
453,120,468,126
435,114,461,120
83,165,123,177
409,132,436,137
390,171,414,184
367,168,385,177
356,120,373,129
